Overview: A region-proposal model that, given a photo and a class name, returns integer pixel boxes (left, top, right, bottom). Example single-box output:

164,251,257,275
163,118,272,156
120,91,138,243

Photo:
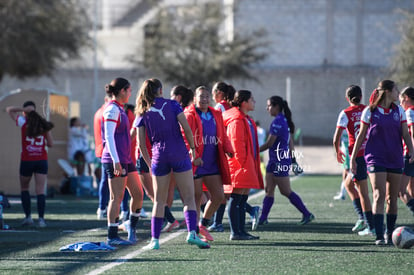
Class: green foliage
390,11,414,87
0,0,91,81
133,3,268,88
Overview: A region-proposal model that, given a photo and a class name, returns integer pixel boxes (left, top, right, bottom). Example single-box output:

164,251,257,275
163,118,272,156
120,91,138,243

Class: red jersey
18,116,48,161
336,104,366,157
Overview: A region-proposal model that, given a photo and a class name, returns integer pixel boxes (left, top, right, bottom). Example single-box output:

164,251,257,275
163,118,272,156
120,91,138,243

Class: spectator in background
68,117,94,176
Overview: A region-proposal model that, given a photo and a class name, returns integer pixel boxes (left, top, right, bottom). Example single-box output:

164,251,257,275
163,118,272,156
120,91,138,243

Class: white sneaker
38,218,47,228
21,217,34,226
358,228,375,236
97,208,107,220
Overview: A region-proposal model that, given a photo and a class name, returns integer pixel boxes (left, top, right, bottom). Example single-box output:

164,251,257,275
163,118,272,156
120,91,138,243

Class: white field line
86,230,185,275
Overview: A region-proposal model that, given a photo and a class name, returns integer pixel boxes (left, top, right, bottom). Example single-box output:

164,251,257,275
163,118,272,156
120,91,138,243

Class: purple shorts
152,158,192,176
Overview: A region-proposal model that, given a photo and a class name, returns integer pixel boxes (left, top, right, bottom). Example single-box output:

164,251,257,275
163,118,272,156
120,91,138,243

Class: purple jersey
268,113,291,166
134,97,189,164
101,101,132,164
361,104,405,169
195,109,219,176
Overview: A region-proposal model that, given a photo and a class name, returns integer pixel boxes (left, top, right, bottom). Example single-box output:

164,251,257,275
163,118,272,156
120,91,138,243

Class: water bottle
0,195,4,230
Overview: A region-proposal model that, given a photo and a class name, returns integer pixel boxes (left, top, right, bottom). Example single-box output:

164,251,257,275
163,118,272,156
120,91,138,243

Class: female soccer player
184,86,234,241
6,101,54,228
351,80,414,245
135,78,210,249
398,87,414,215
223,90,263,240
258,96,314,226
102,77,144,245
333,85,374,235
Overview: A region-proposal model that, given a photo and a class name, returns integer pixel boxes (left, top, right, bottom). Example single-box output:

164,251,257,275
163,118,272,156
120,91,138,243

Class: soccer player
184,86,234,242
333,85,374,235
6,101,54,228
351,80,414,245
258,96,314,226
102,77,144,245
135,78,210,249
223,90,263,240
398,87,414,216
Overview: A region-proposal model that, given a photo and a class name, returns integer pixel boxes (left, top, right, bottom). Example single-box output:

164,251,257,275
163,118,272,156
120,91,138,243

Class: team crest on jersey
393,111,399,122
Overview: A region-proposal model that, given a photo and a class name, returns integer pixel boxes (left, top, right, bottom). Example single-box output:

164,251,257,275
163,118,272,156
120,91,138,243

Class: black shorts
20,160,48,177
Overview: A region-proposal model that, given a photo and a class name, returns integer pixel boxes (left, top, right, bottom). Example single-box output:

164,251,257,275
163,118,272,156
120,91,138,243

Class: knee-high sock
228,194,242,235
374,214,384,240
36,194,45,218
260,196,274,221
288,192,311,217
406,199,414,215
152,217,164,239
239,195,248,233
363,211,374,230
352,198,364,220
245,202,253,216
184,209,197,232
164,206,176,223
21,191,31,217
386,214,397,239
213,203,226,225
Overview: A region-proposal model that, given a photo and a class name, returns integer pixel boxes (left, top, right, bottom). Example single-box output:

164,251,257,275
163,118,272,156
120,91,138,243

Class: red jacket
184,104,234,185
222,107,264,191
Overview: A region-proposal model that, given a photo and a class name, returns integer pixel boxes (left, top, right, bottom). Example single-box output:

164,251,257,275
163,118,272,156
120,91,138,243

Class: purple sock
184,210,197,232
260,196,274,221
152,217,164,239
288,192,311,217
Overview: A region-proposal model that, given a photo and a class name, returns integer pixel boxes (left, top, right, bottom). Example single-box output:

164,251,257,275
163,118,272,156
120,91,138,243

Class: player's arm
138,125,151,167
333,127,345,164
350,123,368,174
259,134,276,152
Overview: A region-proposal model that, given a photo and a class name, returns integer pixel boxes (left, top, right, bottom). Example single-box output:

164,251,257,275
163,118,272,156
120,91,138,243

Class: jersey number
26,136,44,146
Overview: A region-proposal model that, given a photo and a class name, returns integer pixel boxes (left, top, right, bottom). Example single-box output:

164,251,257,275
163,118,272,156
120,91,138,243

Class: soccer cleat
258,219,268,226
251,206,260,231
187,231,210,249
21,217,34,226
241,232,260,240
161,220,180,233
375,239,386,246
352,219,367,232
358,228,375,236
208,223,224,232
299,213,315,225
38,218,47,228
142,238,160,250
333,193,346,200
107,237,132,246
199,225,214,241
124,220,137,244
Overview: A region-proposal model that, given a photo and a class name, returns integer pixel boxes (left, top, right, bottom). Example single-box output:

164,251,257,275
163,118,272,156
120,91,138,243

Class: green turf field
0,175,413,274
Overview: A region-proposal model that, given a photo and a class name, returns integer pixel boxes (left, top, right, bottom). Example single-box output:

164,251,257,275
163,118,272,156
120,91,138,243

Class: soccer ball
392,226,414,249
